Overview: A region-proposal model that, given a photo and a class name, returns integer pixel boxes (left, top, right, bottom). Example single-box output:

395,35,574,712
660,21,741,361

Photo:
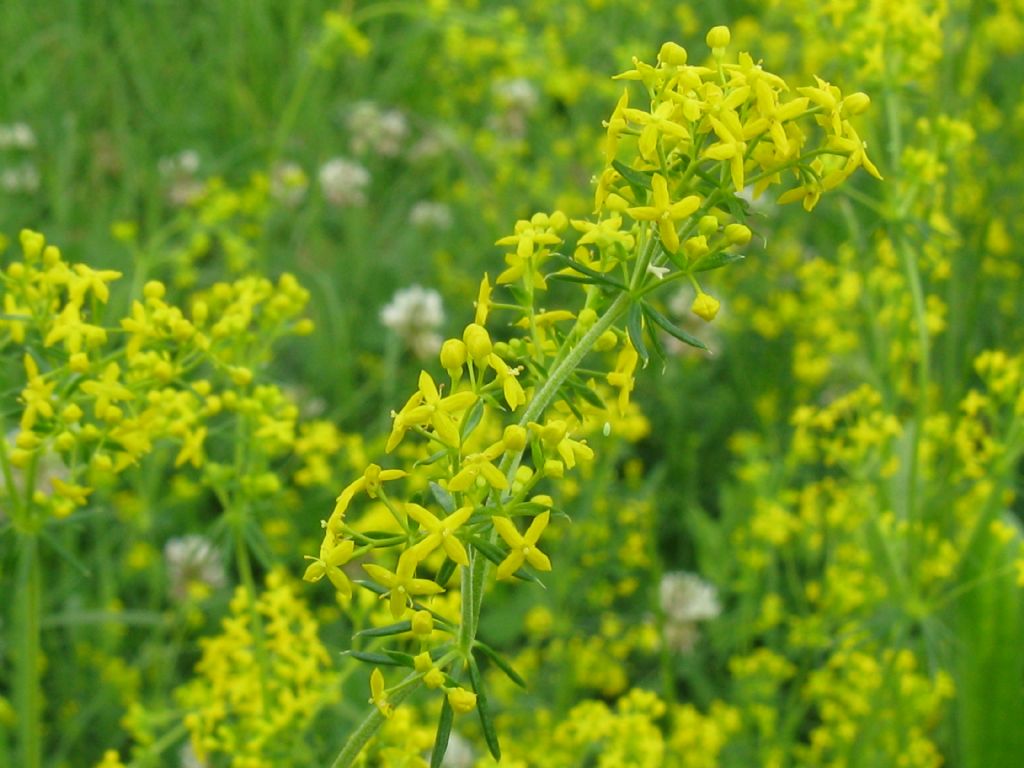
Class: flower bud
55,432,75,452
446,686,477,714
414,652,433,673
462,323,492,364
440,338,467,372
706,25,731,50
658,42,688,66
698,215,719,236
143,280,166,301
69,352,89,373
543,459,565,478
691,291,721,322
684,236,709,260
19,229,44,260
594,330,618,352
424,668,445,689
411,610,434,636
843,92,871,116
577,307,597,332
724,223,752,246
503,424,528,452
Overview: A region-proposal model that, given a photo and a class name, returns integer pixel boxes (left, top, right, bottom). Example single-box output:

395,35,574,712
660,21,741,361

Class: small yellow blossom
493,511,553,580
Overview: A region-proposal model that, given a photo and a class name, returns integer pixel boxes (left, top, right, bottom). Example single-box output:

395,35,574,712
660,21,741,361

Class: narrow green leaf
612,159,653,192
468,656,501,760
692,250,745,273
382,650,416,666
429,482,456,514
547,272,602,287
355,620,412,639
415,449,448,468
39,528,92,577
460,398,485,441
345,650,405,666
474,641,528,689
567,377,606,410
430,697,455,768
467,534,507,566
359,530,407,541
549,252,627,290
508,502,554,516
435,557,458,587
561,391,585,421
643,308,669,372
627,302,649,368
643,303,708,351
352,579,388,596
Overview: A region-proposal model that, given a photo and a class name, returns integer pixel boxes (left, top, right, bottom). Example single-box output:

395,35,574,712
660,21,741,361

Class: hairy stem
15,533,42,768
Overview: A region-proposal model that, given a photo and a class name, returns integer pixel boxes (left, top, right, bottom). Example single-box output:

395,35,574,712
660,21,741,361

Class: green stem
896,235,930,533
15,533,42,768
233,523,273,716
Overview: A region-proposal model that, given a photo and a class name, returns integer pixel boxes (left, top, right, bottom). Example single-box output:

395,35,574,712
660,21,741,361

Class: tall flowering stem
311,25,878,766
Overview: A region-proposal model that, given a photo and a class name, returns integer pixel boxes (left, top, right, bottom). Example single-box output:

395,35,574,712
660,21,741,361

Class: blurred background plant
0,1,1021,767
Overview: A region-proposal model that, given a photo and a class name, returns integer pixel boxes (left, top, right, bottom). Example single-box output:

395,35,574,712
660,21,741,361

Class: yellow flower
330,463,407,524
448,441,508,493
80,362,134,421
387,371,476,451
405,503,474,566
20,354,56,429
703,111,751,192
369,668,393,718
363,549,445,618
488,353,526,410
51,477,92,507
528,420,594,469
493,511,553,580
627,174,700,253
624,101,691,163
474,274,492,326
607,342,640,414
303,537,356,598
602,89,630,165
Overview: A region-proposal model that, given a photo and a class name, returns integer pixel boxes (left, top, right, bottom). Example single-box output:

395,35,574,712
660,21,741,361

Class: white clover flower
493,78,539,114
319,157,370,208
659,571,721,653
164,535,226,602
380,285,445,359
660,571,721,622
158,149,200,178
179,741,207,768
0,164,40,193
346,101,408,157
158,149,203,207
409,201,452,230
0,122,37,150
270,161,309,208
489,78,540,138
440,732,474,768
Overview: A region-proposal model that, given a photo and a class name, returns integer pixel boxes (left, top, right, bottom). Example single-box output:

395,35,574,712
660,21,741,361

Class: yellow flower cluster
0,229,324,524
307,25,875,763
176,570,339,768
